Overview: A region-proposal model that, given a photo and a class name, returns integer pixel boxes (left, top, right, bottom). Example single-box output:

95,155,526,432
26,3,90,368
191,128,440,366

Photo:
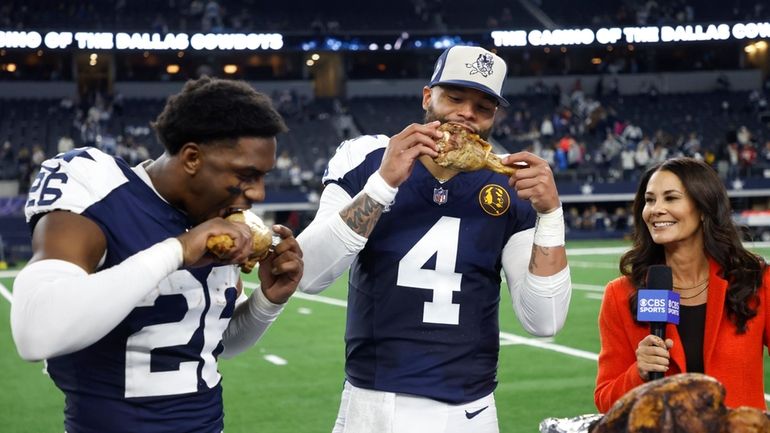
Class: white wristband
363,171,398,210
534,206,566,247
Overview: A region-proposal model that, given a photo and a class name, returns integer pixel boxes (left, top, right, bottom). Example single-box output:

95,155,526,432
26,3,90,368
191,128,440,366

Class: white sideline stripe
585,293,604,300
0,282,12,303
0,270,20,278
566,241,770,257
293,292,349,307
243,282,350,308
568,247,628,256
570,261,618,269
499,331,598,361
574,283,606,292
766,393,770,402
263,354,288,366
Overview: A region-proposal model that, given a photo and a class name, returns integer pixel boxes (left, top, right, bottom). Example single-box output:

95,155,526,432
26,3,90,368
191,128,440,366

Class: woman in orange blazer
594,157,770,412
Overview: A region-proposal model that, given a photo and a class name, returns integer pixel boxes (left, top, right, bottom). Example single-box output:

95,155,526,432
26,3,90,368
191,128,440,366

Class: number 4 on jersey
396,216,462,325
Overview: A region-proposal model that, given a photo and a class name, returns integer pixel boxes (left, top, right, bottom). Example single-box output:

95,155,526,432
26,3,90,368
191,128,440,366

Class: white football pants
332,381,499,433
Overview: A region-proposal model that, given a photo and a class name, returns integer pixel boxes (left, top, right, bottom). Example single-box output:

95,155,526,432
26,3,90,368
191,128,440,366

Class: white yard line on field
499,331,598,361
0,270,21,278
569,261,618,269
263,354,288,366
567,247,628,256
0,281,12,303
573,284,605,292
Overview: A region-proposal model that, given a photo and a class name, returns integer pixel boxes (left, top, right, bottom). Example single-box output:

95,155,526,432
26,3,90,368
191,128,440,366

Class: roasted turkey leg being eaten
433,122,522,176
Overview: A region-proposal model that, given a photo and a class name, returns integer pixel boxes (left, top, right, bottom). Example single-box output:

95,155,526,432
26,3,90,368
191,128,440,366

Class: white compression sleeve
220,287,284,358
11,238,183,361
501,228,572,337
297,183,367,294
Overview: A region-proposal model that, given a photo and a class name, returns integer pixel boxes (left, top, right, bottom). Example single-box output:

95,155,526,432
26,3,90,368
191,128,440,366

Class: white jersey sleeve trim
323,135,389,183
297,183,367,294
501,228,571,337
25,147,128,222
11,238,184,361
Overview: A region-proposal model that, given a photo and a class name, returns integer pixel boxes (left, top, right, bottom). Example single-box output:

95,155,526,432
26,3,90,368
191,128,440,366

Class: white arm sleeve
10,238,183,361
502,228,572,337
296,183,368,294
220,287,284,358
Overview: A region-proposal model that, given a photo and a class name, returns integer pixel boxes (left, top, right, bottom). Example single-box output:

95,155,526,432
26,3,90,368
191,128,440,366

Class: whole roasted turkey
589,373,770,433
433,122,520,176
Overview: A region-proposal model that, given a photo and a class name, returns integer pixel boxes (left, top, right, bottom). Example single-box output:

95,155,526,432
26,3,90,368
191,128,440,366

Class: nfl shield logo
433,187,448,205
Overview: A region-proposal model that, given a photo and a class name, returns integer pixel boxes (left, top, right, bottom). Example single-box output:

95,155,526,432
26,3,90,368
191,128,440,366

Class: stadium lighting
745,45,756,54
311,53,320,61
756,41,768,50
306,59,314,66
5,63,16,72
166,64,180,74
223,64,238,74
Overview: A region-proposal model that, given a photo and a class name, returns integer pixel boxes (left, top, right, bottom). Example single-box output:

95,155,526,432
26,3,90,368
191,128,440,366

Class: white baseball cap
429,45,509,107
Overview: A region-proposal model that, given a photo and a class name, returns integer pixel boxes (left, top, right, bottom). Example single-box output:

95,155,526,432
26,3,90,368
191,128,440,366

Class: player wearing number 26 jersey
25,149,238,431
297,46,571,433
10,77,303,433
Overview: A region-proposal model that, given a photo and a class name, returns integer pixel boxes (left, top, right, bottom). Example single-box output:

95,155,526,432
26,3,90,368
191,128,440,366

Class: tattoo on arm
528,245,552,272
340,192,384,238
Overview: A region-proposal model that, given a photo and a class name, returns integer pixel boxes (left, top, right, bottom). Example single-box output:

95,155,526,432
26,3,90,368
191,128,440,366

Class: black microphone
638,264,674,380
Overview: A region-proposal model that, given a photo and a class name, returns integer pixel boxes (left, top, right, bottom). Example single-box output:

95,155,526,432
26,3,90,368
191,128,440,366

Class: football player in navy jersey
297,46,572,433
10,76,303,433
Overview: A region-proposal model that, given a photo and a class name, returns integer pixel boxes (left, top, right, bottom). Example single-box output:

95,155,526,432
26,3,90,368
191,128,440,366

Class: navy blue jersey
25,147,239,433
323,136,536,404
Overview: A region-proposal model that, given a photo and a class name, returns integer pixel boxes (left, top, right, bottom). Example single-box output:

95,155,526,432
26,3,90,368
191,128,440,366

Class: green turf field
1,240,769,432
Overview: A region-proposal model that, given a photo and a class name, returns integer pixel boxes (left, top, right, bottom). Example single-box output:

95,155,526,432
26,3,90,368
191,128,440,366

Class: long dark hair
620,157,764,333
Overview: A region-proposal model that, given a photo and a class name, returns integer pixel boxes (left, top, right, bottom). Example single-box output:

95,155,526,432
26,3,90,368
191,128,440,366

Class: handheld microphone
636,265,679,380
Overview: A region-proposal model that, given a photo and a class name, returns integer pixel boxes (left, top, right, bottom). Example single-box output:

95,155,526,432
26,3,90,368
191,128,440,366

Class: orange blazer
594,259,770,412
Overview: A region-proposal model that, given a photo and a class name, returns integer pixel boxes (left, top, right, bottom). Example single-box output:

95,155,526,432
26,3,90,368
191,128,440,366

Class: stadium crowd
3,0,767,32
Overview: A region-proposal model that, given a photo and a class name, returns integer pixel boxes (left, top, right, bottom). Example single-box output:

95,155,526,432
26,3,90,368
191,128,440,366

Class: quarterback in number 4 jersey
298,45,571,433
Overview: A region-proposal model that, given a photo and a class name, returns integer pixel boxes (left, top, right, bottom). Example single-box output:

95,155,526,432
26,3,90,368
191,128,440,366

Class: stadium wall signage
492,22,770,47
0,21,767,51
0,31,284,51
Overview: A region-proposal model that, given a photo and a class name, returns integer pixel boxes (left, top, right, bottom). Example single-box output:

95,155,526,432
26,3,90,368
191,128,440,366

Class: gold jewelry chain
678,284,709,300
672,277,709,291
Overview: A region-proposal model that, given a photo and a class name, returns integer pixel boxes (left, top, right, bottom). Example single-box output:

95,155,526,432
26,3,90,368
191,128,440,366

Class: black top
678,303,707,373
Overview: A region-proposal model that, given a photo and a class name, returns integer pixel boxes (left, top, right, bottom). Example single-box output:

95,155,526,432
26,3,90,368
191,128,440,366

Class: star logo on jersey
479,184,509,216
466,53,494,77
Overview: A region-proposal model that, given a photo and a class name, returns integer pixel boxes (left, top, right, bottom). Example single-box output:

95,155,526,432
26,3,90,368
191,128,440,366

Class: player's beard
423,106,492,140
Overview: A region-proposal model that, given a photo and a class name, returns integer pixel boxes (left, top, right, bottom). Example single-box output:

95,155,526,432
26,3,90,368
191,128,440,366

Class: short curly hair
152,76,288,154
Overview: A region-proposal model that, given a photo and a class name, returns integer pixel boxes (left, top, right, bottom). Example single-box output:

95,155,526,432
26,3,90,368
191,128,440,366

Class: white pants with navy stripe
332,381,499,433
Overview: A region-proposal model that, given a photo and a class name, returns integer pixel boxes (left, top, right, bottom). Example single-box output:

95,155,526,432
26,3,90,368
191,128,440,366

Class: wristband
362,171,398,211
534,206,566,247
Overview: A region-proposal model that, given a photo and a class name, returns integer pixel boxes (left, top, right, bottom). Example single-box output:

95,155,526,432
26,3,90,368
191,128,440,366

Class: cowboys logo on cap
429,45,509,107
